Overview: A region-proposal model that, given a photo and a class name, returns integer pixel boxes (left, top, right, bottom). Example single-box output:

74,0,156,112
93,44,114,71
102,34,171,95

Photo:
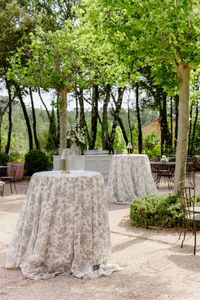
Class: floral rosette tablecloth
106,154,158,204
5,170,119,279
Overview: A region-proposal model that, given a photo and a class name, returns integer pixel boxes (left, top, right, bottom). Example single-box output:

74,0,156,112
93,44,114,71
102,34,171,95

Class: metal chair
179,181,200,255
150,162,175,190
0,164,17,194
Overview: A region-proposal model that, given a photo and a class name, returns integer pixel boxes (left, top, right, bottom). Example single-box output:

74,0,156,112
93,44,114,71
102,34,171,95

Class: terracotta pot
7,162,24,181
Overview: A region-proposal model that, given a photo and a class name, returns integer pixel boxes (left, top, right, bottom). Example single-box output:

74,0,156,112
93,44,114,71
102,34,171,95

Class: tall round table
106,154,157,204
5,170,115,279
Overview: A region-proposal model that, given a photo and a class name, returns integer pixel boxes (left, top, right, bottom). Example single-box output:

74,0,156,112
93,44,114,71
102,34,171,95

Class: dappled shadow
168,251,200,275
108,203,130,211
111,236,147,253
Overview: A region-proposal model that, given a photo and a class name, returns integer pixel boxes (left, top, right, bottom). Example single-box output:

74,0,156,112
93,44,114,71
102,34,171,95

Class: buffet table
5,170,116,279
106,154,157,204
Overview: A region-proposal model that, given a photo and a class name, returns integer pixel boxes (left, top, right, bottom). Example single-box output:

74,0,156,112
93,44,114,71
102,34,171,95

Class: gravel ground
0,173,200,300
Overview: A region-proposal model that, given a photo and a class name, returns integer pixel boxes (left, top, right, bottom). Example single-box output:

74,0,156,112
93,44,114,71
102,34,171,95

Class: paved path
0,173,200,299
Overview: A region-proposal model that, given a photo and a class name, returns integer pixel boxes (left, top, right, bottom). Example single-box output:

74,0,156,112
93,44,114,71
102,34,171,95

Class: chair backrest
178,181,196,218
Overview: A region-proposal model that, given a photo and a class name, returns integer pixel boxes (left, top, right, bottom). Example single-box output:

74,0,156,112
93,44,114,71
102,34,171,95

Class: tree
84,0,200,194
0,96,10,151
8,24,82,154
0,0,41,153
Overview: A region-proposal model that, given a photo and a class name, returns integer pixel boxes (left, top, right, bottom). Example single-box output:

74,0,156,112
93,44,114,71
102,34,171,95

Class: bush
143,132,161,158
130,194,184,229
25,149,49,175
0,152,9,165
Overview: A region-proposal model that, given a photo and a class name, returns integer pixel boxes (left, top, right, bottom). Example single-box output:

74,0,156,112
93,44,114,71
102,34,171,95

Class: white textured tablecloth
106,155,157,203
5,170,118,279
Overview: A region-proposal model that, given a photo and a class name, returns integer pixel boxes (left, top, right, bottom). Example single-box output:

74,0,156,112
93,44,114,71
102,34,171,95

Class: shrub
0,152,9,165
130,194,184,229
25,149,49,175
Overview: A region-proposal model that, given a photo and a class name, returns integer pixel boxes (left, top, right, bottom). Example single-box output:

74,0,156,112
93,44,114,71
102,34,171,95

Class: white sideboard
53,154,113,182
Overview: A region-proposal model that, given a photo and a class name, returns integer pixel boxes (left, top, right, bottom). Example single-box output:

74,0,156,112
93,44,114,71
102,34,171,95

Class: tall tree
15,84,33,150
102,84,111,150
89,84,99,149
86,0,200,194
8,24,82,154
29,87,40,149
0,0,40,153
0,96,10,151
135,83,142,153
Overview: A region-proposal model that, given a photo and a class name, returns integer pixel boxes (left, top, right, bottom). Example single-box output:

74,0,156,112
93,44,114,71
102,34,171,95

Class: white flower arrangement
66,123,86,154
161,155,169,162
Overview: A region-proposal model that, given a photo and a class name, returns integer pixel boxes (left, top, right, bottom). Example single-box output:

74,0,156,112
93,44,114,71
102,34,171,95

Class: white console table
53,154,112,182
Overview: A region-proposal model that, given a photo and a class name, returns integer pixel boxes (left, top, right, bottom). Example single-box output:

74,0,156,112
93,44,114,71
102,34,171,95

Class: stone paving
0,173,200,299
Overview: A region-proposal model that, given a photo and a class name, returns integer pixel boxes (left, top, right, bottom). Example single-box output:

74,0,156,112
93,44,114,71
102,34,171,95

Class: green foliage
143,132,161,158
130,194,184,229
112,126,126,152
2,102,49,155
0,152,9,165
144,131,159,150
25,149,49,175
9,151,24,162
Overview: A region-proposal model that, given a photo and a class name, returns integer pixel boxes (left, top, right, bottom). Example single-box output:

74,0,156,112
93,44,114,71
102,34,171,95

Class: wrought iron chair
179,181,200,255
150,162,175,190
0,164,17,194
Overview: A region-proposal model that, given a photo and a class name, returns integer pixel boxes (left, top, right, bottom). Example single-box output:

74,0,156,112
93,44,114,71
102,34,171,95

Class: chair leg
9,180,13,193
194,222,196,255
156,175,161,189
181,221,188,248
181,227,187,248
13,181,17,193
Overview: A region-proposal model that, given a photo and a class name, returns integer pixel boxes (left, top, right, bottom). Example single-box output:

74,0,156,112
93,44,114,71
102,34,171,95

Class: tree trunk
58,87,67,155
5,99,12,154
127,97,132,145
135,83,142,153
102,84,111,150
15,85,33,151
89,84,99,149
0,101,10,151
108,87,124,153
56,93,60,149
162,93,171,153
75,91,79,122
38,88,51,121
191,100,199,154
77,88,90,145
4,78,12,153
188,104,193,154
169,96,173,148
29,87,40,149
117,116,129,145
174,94,179,151
174,64,190,195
